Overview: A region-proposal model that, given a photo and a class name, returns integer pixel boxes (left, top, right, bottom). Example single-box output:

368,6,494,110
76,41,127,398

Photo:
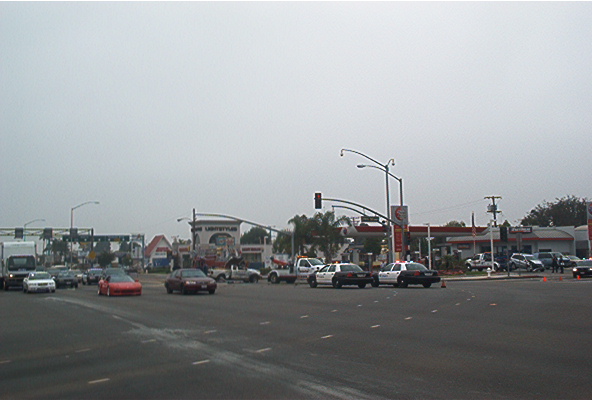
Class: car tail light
414,271,421,276
347,272,354,277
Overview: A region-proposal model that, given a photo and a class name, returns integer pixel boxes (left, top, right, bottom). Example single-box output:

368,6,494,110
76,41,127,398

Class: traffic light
43,228,53,240
15,227,23,239
70,228,78,240
500,226,508,242
314,192,322,209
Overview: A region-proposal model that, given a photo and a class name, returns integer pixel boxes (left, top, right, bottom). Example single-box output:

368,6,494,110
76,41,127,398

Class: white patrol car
371,261,440,288
307,263,373,289
23,271,56,293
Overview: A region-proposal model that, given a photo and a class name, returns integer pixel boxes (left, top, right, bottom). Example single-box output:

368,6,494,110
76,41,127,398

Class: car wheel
180,285,186,295
249,275,259,283
397,278,408,288
216,275,226,283
332,278,342,289
371,280,379,288
166,284,172,294
23,285,27,294
270,274,280,284
358,283,366,289
423,283,432,288
308,278,317,288
208,289,215,295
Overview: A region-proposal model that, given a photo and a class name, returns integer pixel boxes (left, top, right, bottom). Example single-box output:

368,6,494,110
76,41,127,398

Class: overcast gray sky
2,2,591,242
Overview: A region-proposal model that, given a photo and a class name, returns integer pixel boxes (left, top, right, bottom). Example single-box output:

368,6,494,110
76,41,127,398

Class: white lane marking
431,310,438,313
455,303,461,306
88,378,110,385
192,359,211,365
300,315,309,319
255,348,272,353
321,335,333,339
204,330,217,334
371,325,380,328
141,339,157,344
0,360,11,364
112,315,122,320
404,317,412,320
374,300,379,303
331,309,338,313
260,321,270,325
357,304,363,307
75,348,91,353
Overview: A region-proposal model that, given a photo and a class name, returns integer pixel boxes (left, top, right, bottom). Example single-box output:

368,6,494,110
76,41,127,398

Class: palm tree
309,211,351,262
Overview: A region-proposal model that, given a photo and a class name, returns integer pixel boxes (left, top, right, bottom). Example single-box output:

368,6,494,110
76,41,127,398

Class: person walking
551,255,558,273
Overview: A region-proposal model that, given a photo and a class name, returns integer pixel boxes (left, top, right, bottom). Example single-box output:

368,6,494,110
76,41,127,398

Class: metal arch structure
0,227,94,239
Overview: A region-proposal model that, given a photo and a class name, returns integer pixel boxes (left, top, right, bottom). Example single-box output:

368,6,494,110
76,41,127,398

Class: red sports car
98,274,142,296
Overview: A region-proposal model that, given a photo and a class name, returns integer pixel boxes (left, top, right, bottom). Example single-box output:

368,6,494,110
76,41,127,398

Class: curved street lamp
70,201,99,266
23,218,46,240
341,148,396,262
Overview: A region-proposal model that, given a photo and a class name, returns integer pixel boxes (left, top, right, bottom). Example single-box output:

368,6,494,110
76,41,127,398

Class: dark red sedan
165,268,217,295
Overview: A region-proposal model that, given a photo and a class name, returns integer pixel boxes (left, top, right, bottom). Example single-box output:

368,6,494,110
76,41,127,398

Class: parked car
98,274,142,296
23,272,56,293
572,259,592,279
307,263,373,289
165,268,217,295
533,252,570,269
566,255,582,267
372,261,440,288
82,268,103,285
508,253,545,272
54,270,79,288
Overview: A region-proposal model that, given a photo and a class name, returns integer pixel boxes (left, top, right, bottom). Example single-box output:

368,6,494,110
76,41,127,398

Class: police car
23,271,56,293
372,261,440,288
307,263,373,289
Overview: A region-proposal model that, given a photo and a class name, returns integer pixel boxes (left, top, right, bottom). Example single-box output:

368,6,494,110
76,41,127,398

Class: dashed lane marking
88,378,110,385
321,335,334,339
260,321,271,325
300,315,309,319
192,359,211,365
204,330,217,334
0,360,11,364
255,348,272,353
404,317,412,320
75,348,92,353
371,325,380,328
141,339,157,344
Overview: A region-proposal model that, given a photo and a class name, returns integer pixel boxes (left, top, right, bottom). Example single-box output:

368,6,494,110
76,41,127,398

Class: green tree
97,251,115,267
521,195,588,227
309,211,351,262
363,237,383,256
240,227,271,244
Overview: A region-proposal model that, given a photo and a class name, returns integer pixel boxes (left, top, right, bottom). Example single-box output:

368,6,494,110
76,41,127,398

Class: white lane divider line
431,310,438,313
331,310,338,313
88,378,110,385
404,317,412,320
204,330,217,334
0,360,11,364
260,321,271,325
371,325,380,329
300,315,309,319
75,348,91,353
141,339,157,344
192,359,211,365
255,348,272,353
321,335,334,339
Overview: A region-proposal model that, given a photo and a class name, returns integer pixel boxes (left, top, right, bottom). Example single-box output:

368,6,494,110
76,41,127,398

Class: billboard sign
391,206,408,227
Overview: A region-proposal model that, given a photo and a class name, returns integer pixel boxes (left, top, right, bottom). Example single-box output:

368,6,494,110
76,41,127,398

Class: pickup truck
465,253,500,272
267,257,325,284
209,265,261,283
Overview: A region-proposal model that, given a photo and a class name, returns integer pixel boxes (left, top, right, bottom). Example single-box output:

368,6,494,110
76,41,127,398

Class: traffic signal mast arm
315,195,395,225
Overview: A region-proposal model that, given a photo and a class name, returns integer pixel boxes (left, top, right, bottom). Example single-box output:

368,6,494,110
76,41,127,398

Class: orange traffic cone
560,276,563,281
543,277,547,282
441,280,447,288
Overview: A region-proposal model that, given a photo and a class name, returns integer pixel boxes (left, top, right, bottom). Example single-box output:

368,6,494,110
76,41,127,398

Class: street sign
361,216,380,223
509,226,533,234
390,205,408,227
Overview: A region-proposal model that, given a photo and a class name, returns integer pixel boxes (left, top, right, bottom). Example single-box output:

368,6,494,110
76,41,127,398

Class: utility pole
485,196,502,227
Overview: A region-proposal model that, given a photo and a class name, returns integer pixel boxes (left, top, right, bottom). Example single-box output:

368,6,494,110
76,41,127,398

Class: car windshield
381,263,395,272
483,254,492,261
182,269,206,278
58,271,75,277
405,263,428,271
309,259,324,266
524,255,536,261
578,260,592,267
109,275,135,283
8,256,36,271
105,268,125,275
89,269,103,275
339,264,363,272
29,272,51,280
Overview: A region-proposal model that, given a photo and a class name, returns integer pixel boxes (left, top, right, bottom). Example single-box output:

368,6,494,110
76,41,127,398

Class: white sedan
23,272,56,293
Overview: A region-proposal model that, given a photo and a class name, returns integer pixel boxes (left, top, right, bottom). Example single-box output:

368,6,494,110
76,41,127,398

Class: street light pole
69,201,99,266
23,218,45,240
341,148,399,263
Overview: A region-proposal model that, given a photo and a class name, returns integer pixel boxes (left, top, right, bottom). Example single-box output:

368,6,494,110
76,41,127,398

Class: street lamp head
340,149,345,157
356,164,367,169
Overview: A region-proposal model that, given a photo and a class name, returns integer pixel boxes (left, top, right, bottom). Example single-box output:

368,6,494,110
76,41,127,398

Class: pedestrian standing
551,255,558,273
558,256,564,274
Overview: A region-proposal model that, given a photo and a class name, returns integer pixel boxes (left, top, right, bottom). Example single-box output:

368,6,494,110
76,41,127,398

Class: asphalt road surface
1,275,591,399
